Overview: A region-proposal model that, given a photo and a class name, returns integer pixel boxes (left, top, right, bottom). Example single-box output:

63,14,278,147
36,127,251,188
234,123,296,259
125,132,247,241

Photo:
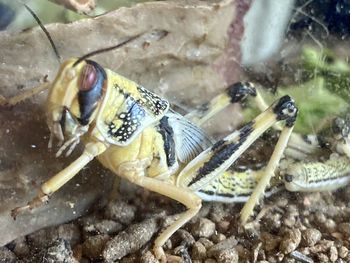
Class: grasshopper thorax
47,58,106,156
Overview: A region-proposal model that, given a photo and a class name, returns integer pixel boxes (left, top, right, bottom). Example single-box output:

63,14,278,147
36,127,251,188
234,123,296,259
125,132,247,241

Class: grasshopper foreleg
11,141,107,219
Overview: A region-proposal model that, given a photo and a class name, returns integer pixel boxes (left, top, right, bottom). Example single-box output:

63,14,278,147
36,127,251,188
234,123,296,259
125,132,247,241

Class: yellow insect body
8,56,298,262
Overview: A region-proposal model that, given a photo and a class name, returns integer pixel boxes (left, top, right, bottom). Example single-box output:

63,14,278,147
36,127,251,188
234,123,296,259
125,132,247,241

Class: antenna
73,33,143,67
23,4,61,62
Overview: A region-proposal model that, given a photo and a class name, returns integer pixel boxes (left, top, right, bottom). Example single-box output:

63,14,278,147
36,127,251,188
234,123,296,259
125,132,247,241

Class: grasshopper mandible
2,5,298,261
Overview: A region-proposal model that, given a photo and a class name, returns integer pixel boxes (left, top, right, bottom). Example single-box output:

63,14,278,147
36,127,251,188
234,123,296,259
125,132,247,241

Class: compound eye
79,63,97,91
284,174,294,183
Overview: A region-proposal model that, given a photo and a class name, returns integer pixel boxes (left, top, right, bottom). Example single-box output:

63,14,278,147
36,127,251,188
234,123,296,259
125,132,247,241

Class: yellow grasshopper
2,5,298,262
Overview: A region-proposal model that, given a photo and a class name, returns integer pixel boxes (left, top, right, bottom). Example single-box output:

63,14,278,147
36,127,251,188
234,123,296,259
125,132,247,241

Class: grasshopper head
47,58,106,156
283,164,307,192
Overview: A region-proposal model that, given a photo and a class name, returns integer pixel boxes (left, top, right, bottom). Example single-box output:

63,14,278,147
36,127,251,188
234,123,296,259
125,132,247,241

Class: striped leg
177,95,297,223
197,168,283,203
283,155,350,192
183,82,318,160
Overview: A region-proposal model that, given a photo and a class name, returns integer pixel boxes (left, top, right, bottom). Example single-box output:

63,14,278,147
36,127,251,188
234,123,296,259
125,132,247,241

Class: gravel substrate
3,179,350,263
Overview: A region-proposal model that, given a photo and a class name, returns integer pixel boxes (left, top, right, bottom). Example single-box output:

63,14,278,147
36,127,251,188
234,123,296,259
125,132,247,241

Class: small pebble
140,251,158,263
105,200,136,224
324,219,336,233
191,218,216,238
261,232,280,251
82,234,110,260
211,233,226,244
45,239,77,263
217,220,230,233
338,223,350,237
338,246,349,258
215,248,239,263
263,213,282,231
207,235,237,258
317,253,329,262
309,240,334,254
209,203,228,223
172,229,195,247
283,257,296,263
280,229,301,254
84,220,123,235
315,212,326,224
198,238,214,250
103,218,158,262
329,246,338,262
191,241,207,260
301,228,321,246
284,216,296,227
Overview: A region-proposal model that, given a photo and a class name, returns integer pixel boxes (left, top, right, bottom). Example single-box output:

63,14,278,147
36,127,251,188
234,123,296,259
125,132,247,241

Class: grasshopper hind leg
185,82,257,125
178,95,297,225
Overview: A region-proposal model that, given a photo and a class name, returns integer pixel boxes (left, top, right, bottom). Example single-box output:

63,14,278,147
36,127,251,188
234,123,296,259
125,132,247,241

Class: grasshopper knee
226,82,257,103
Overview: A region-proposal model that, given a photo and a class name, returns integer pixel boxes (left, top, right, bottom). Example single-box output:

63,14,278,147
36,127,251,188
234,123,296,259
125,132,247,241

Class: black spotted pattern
107,96,146,143
137,86,168,115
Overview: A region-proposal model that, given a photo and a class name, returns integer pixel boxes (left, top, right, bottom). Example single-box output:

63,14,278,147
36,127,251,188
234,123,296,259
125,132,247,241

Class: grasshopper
2,5,298,261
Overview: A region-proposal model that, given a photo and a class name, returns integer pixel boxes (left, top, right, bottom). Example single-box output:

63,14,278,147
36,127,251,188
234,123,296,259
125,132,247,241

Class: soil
2,179,350,263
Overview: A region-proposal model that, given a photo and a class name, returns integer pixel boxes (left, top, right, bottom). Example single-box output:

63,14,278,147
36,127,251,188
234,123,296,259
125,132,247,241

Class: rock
43,239,77,263
207,235,238,258
191,241,207,260
103,218,158,262
171,229,195,247
211,233,226,244
215,248,239,263
329,245,338,262
198,238,215,250
301,228,321,247
338,223,350,237
82,234,110,260
191,218,216,238
338,246,349,258
105,200,136,225
83,219,123,236
261,232,281,251
280,229,302,254
0,0,239,247
140,251,158,263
